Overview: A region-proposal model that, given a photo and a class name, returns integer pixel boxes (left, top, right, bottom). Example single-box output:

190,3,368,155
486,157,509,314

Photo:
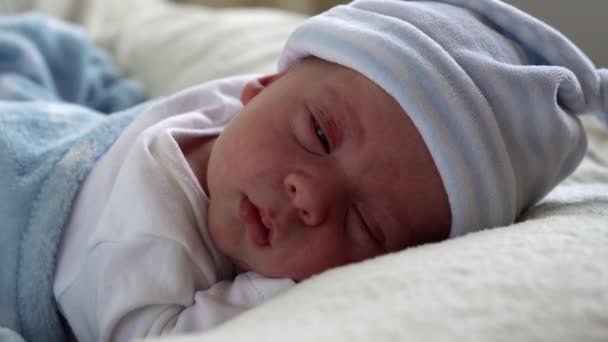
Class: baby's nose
284,172,336,227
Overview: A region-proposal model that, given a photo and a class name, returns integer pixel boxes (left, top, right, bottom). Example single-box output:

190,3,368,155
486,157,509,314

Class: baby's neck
179,135,217,195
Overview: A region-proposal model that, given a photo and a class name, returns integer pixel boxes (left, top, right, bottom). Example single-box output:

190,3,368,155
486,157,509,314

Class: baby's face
206,58,450,280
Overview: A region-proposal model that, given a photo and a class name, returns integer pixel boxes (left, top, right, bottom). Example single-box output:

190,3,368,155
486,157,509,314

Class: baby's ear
240,72,285,105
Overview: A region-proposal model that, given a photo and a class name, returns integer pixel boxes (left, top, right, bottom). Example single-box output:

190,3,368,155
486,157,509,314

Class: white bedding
3,0,608,341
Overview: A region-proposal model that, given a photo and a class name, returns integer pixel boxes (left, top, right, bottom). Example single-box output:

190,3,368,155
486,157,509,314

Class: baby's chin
230,255,253,274
231,257,278,277
230,256,301,280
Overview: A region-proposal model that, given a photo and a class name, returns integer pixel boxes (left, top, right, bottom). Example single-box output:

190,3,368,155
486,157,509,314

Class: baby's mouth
239,196,271,247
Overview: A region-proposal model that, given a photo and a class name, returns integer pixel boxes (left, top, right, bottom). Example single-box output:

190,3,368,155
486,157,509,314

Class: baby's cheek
281,238,353,280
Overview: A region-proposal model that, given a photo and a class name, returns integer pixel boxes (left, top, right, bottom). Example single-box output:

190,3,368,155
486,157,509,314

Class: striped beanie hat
278,0,608,237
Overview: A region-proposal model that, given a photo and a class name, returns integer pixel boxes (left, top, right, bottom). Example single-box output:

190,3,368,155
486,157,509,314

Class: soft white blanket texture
3,0,607,341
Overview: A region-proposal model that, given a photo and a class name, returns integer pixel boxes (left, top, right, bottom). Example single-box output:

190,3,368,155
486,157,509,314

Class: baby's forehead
289,57,365,83
290,57,393,103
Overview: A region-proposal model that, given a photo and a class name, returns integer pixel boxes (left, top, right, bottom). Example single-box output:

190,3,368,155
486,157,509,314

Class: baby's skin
182,57,451,280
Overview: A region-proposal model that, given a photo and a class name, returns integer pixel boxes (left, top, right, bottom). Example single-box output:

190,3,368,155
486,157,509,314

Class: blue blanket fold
0,13,148,342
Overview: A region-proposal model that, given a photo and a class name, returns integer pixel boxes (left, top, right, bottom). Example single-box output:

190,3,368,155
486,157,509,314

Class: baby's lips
258,208,275,231
239,196,271,247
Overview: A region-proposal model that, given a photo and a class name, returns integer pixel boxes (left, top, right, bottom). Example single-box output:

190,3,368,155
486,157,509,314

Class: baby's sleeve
145,272,295,336
57,237,294,342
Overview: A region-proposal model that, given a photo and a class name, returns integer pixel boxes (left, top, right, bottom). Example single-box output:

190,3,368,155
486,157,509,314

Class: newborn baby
54,54,450,341
56,0,608,340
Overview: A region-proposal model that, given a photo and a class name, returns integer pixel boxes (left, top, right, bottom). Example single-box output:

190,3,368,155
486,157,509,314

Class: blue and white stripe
279,0,607,237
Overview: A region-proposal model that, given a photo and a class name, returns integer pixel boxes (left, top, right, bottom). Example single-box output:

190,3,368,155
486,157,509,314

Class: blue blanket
0,13,148,342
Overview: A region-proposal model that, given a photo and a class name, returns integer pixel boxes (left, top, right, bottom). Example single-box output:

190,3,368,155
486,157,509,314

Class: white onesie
53,75,294,342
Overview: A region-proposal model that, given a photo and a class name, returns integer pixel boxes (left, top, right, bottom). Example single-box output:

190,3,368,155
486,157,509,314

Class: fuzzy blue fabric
0,328,24,342
0,13,148,342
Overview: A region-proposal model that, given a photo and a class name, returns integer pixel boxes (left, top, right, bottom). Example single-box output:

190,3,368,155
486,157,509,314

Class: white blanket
4,1,607,341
